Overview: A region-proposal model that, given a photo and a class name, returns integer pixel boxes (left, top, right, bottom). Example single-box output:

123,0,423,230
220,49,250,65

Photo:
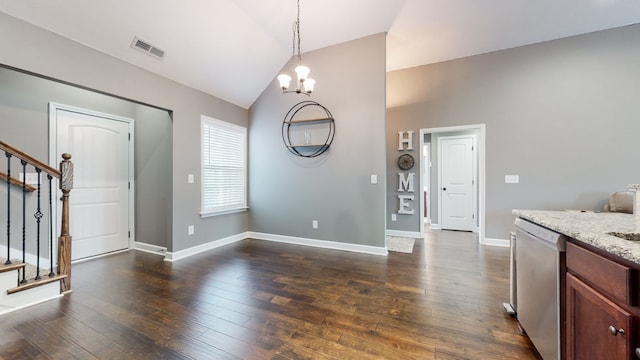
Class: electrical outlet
391,214,397,221
188,225,194,235
312,220,318,229
188,174,195,184
505,175,519,184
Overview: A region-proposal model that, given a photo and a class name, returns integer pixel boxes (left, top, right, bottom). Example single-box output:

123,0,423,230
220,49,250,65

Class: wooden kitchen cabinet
566,273,633,359
566,241,639,360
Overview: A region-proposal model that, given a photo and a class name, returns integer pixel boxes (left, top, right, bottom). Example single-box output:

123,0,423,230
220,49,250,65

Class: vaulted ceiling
1,0,639,109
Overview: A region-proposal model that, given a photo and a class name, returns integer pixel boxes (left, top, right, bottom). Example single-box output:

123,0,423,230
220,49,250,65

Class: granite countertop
512,209,640,265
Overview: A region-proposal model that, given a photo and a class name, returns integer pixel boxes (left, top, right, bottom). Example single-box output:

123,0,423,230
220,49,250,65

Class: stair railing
0,141,73,293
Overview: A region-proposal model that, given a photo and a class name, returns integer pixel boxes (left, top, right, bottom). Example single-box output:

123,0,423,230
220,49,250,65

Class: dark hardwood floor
0,229,540,359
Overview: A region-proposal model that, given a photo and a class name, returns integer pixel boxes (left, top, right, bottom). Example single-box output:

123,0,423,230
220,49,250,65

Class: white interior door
439,135,475,231
52,106,132,260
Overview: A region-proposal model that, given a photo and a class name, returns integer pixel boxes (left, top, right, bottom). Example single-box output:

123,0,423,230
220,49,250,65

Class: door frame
423,143,431,224
48,102,135,259
437,134,477,232
419,124,486,244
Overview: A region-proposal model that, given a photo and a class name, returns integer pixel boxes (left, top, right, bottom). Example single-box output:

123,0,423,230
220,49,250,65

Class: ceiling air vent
131,36,165,60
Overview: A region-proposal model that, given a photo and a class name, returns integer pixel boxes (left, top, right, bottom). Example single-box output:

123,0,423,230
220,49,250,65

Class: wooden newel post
58,153,73,294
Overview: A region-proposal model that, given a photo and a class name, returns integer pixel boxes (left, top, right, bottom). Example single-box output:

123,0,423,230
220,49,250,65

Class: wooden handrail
0,141,60,178
0,172,36,192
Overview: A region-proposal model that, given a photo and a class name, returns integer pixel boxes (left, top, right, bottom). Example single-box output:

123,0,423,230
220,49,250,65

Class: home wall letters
397,131,415,215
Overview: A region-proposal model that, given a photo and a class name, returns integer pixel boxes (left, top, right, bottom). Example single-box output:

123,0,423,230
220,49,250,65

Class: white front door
51,105,132,260
439,135,475,231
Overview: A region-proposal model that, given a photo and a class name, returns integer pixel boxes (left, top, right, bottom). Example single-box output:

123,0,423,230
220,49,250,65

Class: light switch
188,174,195,184
371,174,377,184
505,175,519,184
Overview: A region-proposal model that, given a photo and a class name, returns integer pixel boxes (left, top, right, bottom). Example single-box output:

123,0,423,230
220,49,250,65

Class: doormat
386,236,416,253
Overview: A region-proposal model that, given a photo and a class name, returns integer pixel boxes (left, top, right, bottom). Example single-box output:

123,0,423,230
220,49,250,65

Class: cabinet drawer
566,242,634,305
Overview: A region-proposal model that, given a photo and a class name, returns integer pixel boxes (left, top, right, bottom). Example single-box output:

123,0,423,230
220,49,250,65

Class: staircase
0,141,73,315
0,263,63,314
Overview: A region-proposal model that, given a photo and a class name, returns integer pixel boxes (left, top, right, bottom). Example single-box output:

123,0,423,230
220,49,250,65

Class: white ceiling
1,0,639,109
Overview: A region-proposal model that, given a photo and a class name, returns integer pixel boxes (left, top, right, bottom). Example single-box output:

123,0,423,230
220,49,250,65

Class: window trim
200,115,248,217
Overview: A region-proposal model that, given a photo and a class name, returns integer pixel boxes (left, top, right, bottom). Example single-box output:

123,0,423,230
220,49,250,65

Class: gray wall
249,33,387,247
0,65,173,251
133,105,173,248
387,23,640,239
0,13,248,252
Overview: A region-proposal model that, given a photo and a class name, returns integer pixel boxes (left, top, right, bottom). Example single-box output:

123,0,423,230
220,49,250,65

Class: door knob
442,187,447,191
609,325,624,336
635,348,640,358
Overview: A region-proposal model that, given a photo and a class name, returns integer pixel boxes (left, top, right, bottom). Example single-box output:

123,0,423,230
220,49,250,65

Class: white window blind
201,115,247,216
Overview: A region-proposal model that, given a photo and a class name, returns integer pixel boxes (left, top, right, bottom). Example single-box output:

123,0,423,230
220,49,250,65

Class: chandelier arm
282,89,310,97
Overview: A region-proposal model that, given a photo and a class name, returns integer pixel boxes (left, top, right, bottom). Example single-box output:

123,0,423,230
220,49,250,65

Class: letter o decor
282,101,335,158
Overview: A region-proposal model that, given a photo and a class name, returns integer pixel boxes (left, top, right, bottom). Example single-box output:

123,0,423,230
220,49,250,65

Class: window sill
200,207,248,218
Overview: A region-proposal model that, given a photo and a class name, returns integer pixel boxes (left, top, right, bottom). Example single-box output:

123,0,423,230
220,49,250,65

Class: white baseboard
161,231,389,262
134,241,167,256
483,237,510,247
164,232,247,262
429,224,441,230
385,230,422,238
248,232,388,256
71,248,130,264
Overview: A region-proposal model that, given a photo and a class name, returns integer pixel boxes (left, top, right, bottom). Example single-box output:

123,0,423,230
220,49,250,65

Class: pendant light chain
296,0,301,61
291,0,302,66
291,23,296,64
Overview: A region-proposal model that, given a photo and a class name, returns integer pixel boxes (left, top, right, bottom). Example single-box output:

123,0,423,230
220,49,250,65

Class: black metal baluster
47,174,54,277
34,168,43,280
5,152,11,265
20,160,27,284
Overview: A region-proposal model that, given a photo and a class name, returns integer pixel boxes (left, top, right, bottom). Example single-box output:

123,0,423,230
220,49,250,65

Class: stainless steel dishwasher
514,217,567,360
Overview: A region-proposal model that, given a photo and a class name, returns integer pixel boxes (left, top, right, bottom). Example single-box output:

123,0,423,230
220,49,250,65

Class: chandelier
277,0,315,95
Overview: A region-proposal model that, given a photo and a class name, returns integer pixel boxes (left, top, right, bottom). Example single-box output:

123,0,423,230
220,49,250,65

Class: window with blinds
201,115,247,216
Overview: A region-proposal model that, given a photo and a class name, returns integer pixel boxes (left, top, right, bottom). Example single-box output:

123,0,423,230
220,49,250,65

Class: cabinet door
566,273,634,360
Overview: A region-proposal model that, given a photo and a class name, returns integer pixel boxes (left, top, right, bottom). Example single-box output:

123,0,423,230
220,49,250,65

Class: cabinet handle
608,325,625,336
